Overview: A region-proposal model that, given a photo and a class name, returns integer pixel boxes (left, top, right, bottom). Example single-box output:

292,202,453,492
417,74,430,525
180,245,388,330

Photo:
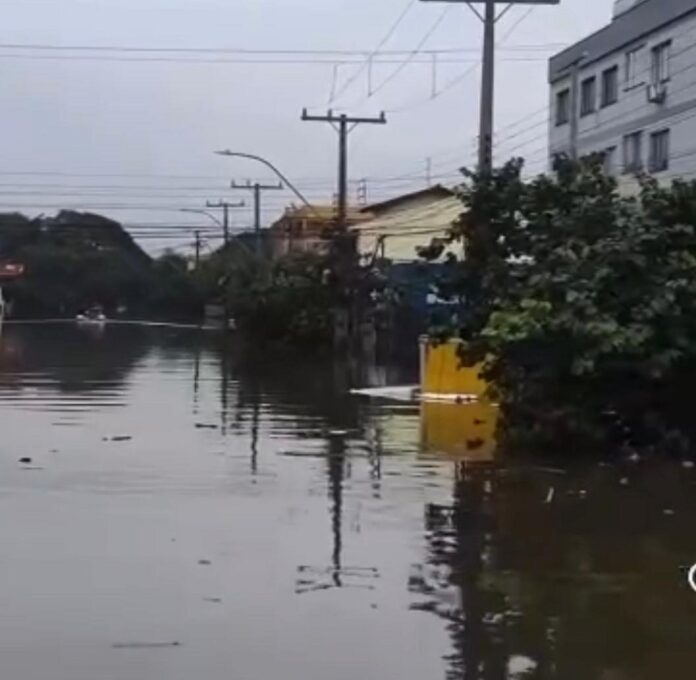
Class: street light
214,150,318,216
179,208,253,257
180,207,223,228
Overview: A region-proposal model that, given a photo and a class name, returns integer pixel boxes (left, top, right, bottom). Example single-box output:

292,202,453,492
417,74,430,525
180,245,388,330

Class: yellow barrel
419,337,488,398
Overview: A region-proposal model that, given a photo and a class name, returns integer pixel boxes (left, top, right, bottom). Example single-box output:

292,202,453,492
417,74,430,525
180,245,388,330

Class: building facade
549,0,696,184
352,186,462,263
268,205,369,260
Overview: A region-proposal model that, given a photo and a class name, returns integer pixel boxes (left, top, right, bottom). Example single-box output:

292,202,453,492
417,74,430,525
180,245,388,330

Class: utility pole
420,0,560,175
301,109,386,232
357,178,368,207
205,199,244,245
567,54,587,161
479,0,496,175
230,180,283,256
193,230,201,268
301,109,386,349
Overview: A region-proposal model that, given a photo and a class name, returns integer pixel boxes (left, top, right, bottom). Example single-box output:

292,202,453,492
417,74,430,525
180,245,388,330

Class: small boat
76,306,107,325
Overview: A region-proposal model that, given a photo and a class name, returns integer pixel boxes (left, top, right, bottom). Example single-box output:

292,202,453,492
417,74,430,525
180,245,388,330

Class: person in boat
78,304,106,322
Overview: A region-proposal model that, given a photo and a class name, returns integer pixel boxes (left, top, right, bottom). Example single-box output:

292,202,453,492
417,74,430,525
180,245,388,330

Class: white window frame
651,41,671,84
601,65,619,107
556,88,570,126
580,76,596,116
623,131,643,174
602,146,617,175
649,129,670,172
625,45,644,90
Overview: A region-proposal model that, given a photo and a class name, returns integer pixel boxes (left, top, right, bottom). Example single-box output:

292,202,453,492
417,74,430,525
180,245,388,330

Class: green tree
432,157,696,452
225,251,336,347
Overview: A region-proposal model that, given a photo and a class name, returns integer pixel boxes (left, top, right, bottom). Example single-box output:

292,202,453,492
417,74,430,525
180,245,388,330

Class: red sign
0,263,25,279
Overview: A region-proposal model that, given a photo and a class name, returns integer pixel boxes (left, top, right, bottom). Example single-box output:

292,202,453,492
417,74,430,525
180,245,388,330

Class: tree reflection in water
412,460,696,680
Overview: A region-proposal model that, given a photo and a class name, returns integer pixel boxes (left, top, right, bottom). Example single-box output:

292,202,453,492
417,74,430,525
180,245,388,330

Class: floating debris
682,460,695,469
663,508,676,516
578,489,588,499
619,477,630,486
195,423,218,430
508,655,538,679
198,559,212,566
18,457,32,464
104,436,132,442
544,487,555,504
112,641,181,650
203,597,222,604
329,429,349,437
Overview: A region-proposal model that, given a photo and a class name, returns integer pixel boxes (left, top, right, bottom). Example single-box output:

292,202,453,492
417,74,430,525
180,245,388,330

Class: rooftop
361,185,455,214
549,0,696,83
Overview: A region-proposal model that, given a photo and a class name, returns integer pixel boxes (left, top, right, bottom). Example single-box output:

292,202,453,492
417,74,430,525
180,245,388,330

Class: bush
434,157,696,453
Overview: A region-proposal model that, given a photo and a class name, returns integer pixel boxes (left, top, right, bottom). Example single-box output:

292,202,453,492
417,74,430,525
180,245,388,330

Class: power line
0,40,562,55
361,5,452,102
329,0,418,104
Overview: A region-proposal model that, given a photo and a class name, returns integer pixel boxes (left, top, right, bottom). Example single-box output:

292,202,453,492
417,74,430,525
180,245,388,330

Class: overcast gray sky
0,0,614,253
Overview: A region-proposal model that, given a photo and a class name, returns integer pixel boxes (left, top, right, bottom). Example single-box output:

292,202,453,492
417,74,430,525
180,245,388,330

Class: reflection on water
0,324,695,680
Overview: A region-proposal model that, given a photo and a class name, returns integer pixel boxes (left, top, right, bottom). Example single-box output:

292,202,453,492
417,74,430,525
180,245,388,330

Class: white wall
549,10,696,186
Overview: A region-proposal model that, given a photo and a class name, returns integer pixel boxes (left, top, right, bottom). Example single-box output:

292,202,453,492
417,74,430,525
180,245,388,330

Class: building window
580,76,596,116
652,41,671,83
601,66,619,107
649,129,670,172
602,146,617,175
623,131,643,173
625,46,644,89
556,88,570,126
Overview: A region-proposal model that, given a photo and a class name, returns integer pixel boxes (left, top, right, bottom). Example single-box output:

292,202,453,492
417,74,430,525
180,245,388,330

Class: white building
549,0,696,184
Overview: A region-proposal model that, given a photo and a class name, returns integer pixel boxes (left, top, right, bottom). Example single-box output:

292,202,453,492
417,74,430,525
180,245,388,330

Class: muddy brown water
1,323,696,680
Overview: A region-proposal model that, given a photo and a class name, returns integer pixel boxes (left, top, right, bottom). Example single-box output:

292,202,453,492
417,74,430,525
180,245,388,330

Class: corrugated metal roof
361,185,454,214
549,0,696,82
351,196,462,237
273,204,368,221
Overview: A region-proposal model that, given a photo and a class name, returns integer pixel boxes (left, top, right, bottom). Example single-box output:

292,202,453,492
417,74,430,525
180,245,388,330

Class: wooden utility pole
420,0,560,175
301,109,387,350
193,230,201,268
230,180,283,256
205,199,245,245
301,109,386,231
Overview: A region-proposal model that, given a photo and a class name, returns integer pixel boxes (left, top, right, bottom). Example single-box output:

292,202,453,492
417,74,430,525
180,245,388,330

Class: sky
0,0,616,254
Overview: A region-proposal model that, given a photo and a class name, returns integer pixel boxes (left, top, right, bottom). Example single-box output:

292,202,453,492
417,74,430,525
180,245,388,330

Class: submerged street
1,324,696,680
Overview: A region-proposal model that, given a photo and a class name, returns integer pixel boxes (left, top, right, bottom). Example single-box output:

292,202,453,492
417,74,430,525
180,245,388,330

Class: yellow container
419,337,488,398
421,400,498,461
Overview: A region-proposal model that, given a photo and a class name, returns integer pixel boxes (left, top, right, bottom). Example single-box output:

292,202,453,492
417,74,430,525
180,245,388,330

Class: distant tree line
0,211,204,319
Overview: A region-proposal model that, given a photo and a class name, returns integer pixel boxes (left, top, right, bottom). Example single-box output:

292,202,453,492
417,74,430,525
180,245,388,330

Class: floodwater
1,324,696,680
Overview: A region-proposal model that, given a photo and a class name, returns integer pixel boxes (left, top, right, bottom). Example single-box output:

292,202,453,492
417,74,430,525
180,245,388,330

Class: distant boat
76,306,107,325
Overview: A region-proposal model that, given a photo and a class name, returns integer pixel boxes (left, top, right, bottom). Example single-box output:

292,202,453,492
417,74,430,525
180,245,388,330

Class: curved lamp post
214,150,319,216
180,208,253,257
179,207,223,228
